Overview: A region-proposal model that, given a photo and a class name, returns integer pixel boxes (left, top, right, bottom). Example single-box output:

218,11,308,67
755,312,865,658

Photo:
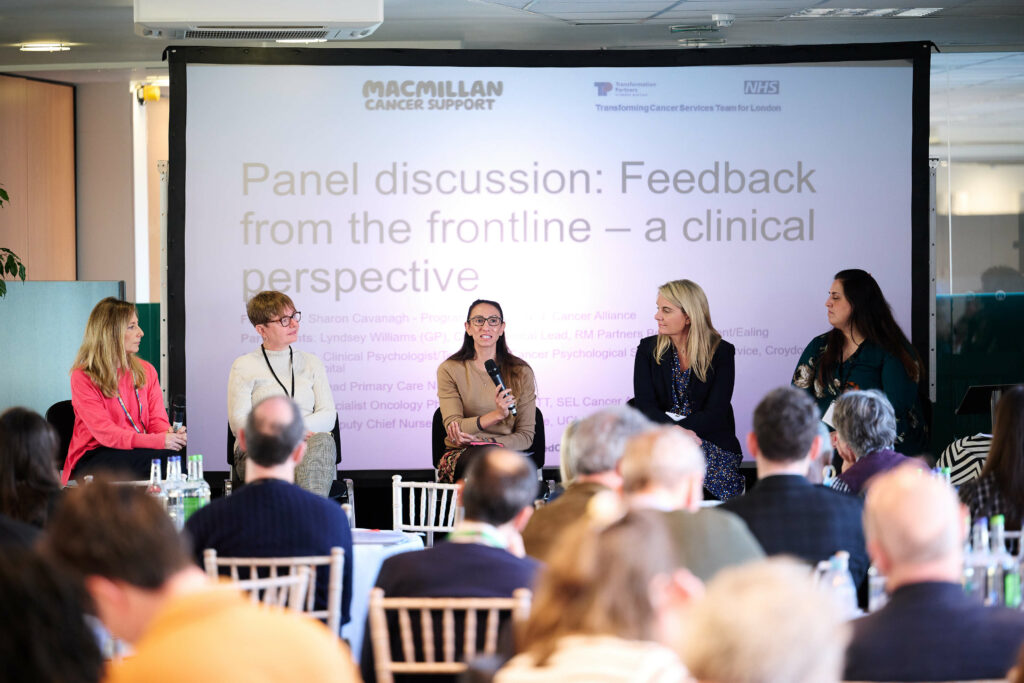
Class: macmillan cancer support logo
594,82,613,96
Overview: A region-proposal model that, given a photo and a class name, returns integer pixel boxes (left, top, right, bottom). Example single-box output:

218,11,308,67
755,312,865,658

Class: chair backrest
45,399,75,474
392,474,459,547
235,566,311,611
368,587,532,683
202,546,345,632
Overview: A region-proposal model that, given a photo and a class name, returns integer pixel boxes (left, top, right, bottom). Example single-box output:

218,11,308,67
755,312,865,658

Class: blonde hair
246,290,296,327
72,298,145,398
653,279,721,382
517,510,675,665
682,558,849,683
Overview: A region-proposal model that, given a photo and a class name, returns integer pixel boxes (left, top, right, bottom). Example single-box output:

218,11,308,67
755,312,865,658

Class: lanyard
117,386,144,433
261,345,295,397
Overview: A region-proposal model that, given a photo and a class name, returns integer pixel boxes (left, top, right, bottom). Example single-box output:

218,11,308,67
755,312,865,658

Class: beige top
437,358,536,451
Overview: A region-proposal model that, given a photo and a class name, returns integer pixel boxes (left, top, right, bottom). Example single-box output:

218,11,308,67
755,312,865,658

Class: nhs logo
744,80,780,95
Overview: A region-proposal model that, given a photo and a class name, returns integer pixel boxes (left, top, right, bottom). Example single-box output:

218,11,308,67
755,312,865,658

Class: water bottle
145,458,167,511
964,517,994,604
991,515,1021,608
867,563,888,612
815,552,858,618
164,455,185,532
183,454,211,520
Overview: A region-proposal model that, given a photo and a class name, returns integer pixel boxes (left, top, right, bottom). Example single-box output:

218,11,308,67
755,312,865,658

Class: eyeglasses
267,312,301,327
468,316,503,327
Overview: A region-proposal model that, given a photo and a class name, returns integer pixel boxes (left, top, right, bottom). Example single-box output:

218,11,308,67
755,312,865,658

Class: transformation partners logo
362,79,504,111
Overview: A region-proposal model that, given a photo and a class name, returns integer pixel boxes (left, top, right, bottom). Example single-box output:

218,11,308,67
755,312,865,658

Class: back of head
984,385,1024,515
0,547,103,683
570,406,652,476
621,426,705,494
462,449,538,526
43,477,189,589
245,395,305,467
752,387,821,463
246,290,295,326
520,509,676,663
682,558,849,683
0,407,61,526
864,464,962,569
833,389,896,459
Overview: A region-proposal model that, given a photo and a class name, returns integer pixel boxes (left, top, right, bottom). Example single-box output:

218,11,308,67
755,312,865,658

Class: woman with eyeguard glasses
436,299,537,482
227,290,337,496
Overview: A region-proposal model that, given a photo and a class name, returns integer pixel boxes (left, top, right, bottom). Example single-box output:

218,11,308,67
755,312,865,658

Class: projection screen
168,44,930,471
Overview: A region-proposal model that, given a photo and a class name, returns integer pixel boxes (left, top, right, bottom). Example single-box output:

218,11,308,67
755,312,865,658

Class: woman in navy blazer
633,279,745,500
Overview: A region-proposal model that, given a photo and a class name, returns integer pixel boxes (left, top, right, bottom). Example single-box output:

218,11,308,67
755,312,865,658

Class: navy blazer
632,335,742,453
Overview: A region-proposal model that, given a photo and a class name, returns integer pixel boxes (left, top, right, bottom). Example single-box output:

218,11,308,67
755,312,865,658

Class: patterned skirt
702,442,745,501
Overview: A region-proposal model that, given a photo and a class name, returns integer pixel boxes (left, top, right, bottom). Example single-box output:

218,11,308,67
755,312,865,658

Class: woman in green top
792,269,927,455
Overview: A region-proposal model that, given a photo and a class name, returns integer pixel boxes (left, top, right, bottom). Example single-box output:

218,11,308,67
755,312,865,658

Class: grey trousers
233,431,337,497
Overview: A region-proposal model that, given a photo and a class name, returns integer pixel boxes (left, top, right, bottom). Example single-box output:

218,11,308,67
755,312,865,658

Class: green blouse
792,333,927,455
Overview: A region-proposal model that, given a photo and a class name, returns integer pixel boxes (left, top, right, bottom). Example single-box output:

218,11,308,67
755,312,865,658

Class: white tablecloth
343,528,424,661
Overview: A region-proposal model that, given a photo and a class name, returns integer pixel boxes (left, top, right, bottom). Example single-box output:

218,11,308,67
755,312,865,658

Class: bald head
621,427,705,495
244,395,305,467
462,449,538,526
864,465,963,571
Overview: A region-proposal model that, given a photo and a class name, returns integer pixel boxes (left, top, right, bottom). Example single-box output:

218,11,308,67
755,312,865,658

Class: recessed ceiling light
20,42,71,52
787,8,941,18
275,38,327,44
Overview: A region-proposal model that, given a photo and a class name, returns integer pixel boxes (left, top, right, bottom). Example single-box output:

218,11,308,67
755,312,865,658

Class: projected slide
182,57,915,470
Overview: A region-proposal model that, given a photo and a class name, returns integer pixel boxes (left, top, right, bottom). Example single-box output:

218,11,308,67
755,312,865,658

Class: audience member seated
64,297,185,484
496,510,696,683
681,558,848,683
185,395,353,625
522,406,650,561
0,547,103,683
844,464,1024,682
831,389,909,495
959,385,1024,530
621,426,764,582
0,406,62,531
719,387,868,595
807,421,834,485
361,448,542,683
43,478,359,683
938,432,991,486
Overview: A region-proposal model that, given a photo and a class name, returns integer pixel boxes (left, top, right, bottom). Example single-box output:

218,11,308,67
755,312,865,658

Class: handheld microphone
170,394,186,432
484,359,517,417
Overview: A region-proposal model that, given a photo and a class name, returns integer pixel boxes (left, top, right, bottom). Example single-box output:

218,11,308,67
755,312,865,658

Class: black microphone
484,359,517,417
170,394,186,432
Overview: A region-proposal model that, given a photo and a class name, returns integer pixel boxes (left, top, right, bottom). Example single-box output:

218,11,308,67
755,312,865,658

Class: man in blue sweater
186,395,353,626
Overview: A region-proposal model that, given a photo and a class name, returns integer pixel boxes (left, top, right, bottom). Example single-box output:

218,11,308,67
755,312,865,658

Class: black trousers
71,447,176,482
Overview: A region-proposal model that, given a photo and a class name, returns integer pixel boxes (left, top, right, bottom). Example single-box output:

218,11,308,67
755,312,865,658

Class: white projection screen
168,45,930,472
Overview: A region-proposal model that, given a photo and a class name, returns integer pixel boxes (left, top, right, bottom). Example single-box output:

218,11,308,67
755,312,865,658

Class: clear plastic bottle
966,517,995,604
816,551,859,618
145,458,167,511
991,515,1021,608
164,455,185,532
867,563,888,612
183,454,211,520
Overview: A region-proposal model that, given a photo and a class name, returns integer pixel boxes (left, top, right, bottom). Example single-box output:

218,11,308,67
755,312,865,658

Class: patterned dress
669,352,745,500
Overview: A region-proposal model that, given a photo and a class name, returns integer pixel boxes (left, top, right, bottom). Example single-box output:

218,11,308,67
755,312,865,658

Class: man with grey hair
721,387,868,597
522,405,651,561
831,389,909,496
622,426,763,582
844,465,1024,681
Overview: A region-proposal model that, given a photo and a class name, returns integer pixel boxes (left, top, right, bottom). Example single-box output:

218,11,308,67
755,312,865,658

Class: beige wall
146,96,169,302
76,80,136,299
0,74,76,281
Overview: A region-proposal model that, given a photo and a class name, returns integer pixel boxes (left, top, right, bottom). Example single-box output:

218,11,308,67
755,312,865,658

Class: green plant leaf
18,263,26,281
4,254,15,277
0,280,6,298
0,187,8,206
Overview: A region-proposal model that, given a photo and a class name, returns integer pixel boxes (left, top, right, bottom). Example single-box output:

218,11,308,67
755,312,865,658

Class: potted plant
0,186,27,298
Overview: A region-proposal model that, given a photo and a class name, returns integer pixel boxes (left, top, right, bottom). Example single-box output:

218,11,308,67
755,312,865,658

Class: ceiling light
275,38,328,44
19,42,71,52
787,7,941,18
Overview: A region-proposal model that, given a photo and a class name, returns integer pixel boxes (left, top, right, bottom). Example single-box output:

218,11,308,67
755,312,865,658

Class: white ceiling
1,0,1023,162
